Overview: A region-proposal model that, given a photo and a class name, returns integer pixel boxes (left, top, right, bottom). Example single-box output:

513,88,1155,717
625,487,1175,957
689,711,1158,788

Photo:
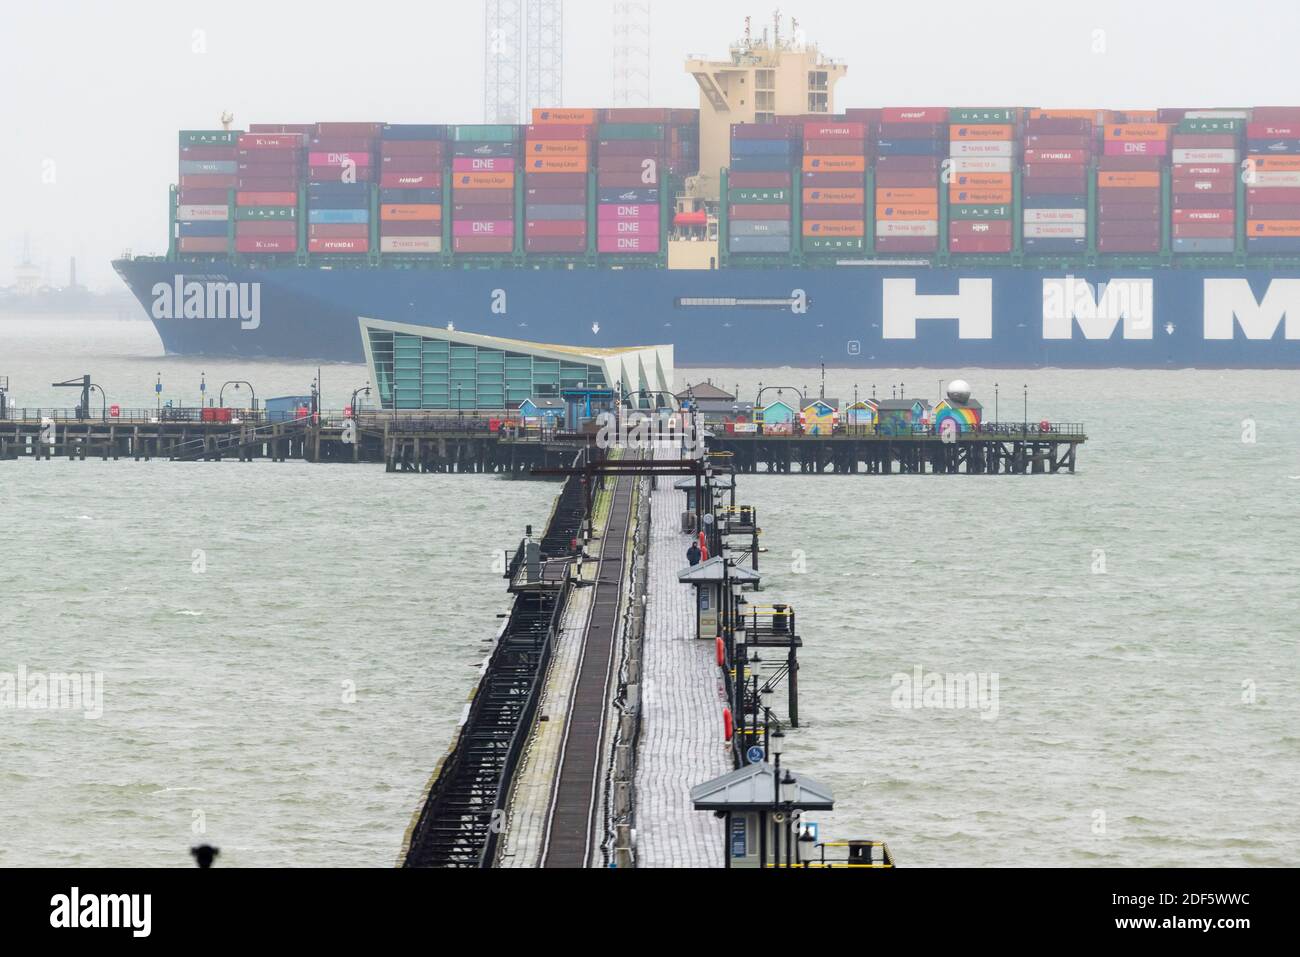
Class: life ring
722,707,733,742
1039,419,1051,433
716,636,726,667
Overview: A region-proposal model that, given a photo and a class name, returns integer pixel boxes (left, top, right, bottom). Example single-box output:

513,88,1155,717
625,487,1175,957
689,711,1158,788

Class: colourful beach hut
844,399,878,436
757,398,797,435
800,398,839,435
933,398,983,437
875,398,931,436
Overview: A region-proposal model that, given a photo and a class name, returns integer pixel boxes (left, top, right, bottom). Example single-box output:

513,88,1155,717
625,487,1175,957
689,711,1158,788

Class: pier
400,423,890,869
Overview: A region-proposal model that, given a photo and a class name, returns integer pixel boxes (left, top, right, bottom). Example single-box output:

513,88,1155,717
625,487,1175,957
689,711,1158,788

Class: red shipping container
1097,220,1161,238
1171,177,1234,194
380,172,441,188
1022,176,1087,194
1247,187,1300,204
525,220,586,237
383,155,440,172
1172,222,1235,238
874,171,938,188
238,133,305,150
380,220,440,236
309,137,376,152
1024,134,1092,150
598,155,661,173
454,237,513,253
526,188,586,203
1096,202,1161,219
315,122,383,137
730,124,801,141
802,139,869,155
180,174,237,189
1097,156,1164,171
948,235,1013,253
597,235,658,253
237,177,300,191
179,147,239,162
453,204,514,219
801,173,866,190
598,140,667,156
248,124,315,134
525,236,586,254
309,223,369,238
880,107,949,124
524,172,587,189
238,160,300,175
309,167,374,182
1023,149,1089,164
794,203,862,219
877,122,944,139
804,121,866,140
1171,193,1234,209
949,220,1013,237
874,236,939,252
454,189,512,205
1097,236,1161,253
309,237,369,253
603,107,671,124
1096,187,1161,204
380,141,447,157
526,124,594,140
728,205,791,220
178,237,226,253
1173,208,1234,223
179,188,230,205
728,171,792,188
235,237,296,253
1248,203,1300,218
1247,122,1300,138
1174,164,1233,178
1024,163,1086,179
235,220,296,237
237,191,298,206
1023,118,1092,135
874,155,941,171
1170,134,1239,149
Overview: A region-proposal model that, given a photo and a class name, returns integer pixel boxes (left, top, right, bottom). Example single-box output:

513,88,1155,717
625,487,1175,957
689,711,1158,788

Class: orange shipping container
1248,220,1300,237
525,140,590,157
877,204,938,221
381,204,442,221
1247,155,1300,172
949,124,1014,140
949,187,1013,204
1104,123,1169,141
802,155,867,173
952,173,1012,189
803,220,866,237
803,187,864,204
525,156,589,173
531,108,596,125
876,188,938,204
455,172,515,190
1098,171,1161,189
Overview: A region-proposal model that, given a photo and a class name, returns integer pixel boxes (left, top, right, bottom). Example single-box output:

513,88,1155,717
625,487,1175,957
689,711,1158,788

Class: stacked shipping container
596,110,664,255
379,124,446,255
1245,109,1300,253
948,109,1016,254
1170,115,1240,255
526,110,593,255
307,122,380,255
177,130,240,254
234,131,303,254
728,122,797,255
451,125,519,254
1097,120,1168,254
801,120,868,253
1022,110,1095,255
875,108,947,253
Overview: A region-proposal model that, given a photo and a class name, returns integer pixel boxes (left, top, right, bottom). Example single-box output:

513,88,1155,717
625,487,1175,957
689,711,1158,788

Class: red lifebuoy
1040,419,1051,433
722,707,733,742
716,636,726,667
698,530,710,562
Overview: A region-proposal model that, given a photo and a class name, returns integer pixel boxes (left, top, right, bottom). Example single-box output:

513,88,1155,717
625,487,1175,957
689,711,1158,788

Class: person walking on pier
686,541,702,566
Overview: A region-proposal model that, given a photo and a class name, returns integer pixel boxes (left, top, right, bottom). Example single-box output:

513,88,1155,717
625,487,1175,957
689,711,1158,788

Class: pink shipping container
597,203,656,220
235,220,295,237
875,236,939,252
949,235,1012,253
1103,140,1168,156
525,220,586,237
239,134,305,150
452,220,514,237
597,219,659,237
452,157,516,173
308,151,373,167
382,155,440,172
880,108,949,124
598,235,658,253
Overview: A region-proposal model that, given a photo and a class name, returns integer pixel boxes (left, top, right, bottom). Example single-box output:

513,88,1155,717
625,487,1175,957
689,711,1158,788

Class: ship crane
220,111,234,131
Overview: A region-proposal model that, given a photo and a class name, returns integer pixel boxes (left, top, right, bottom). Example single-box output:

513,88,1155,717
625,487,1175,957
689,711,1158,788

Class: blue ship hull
113,258,1300,368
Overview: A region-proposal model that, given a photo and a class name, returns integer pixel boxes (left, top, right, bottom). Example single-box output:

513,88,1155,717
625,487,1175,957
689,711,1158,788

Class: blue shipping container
308,209,370,225
730,139,797,157
875,140,945,156
382,124,449,141
176,221,228,238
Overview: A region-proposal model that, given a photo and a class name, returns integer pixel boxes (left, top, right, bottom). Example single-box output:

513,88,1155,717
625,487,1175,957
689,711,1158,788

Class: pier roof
691,764,834,811
678,556,761,585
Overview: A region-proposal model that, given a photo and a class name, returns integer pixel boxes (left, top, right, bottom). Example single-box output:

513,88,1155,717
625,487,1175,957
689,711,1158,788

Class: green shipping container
950,108,1016,124
452,125,519,142
803,237,866,251
950,204,1012,220
730,188,790,203
1177,118,1243,134
236,206,297,221
180,130,240,146
597,123,666,140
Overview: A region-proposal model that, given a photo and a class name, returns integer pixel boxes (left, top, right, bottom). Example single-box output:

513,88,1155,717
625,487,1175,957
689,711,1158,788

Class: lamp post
994,383,999,425
155,372,162,415
87,383,108,420
769,728,786,870
759,688,773,760
1023,384,1028,437
349,384,372,419
780,770,798,868
798,827,816,868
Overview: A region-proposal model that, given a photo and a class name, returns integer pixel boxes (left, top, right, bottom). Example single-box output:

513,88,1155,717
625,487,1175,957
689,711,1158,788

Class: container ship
114,28,1300,369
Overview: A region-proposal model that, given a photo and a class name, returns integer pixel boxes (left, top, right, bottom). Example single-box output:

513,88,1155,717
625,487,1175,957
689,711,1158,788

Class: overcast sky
2,0,1298,290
